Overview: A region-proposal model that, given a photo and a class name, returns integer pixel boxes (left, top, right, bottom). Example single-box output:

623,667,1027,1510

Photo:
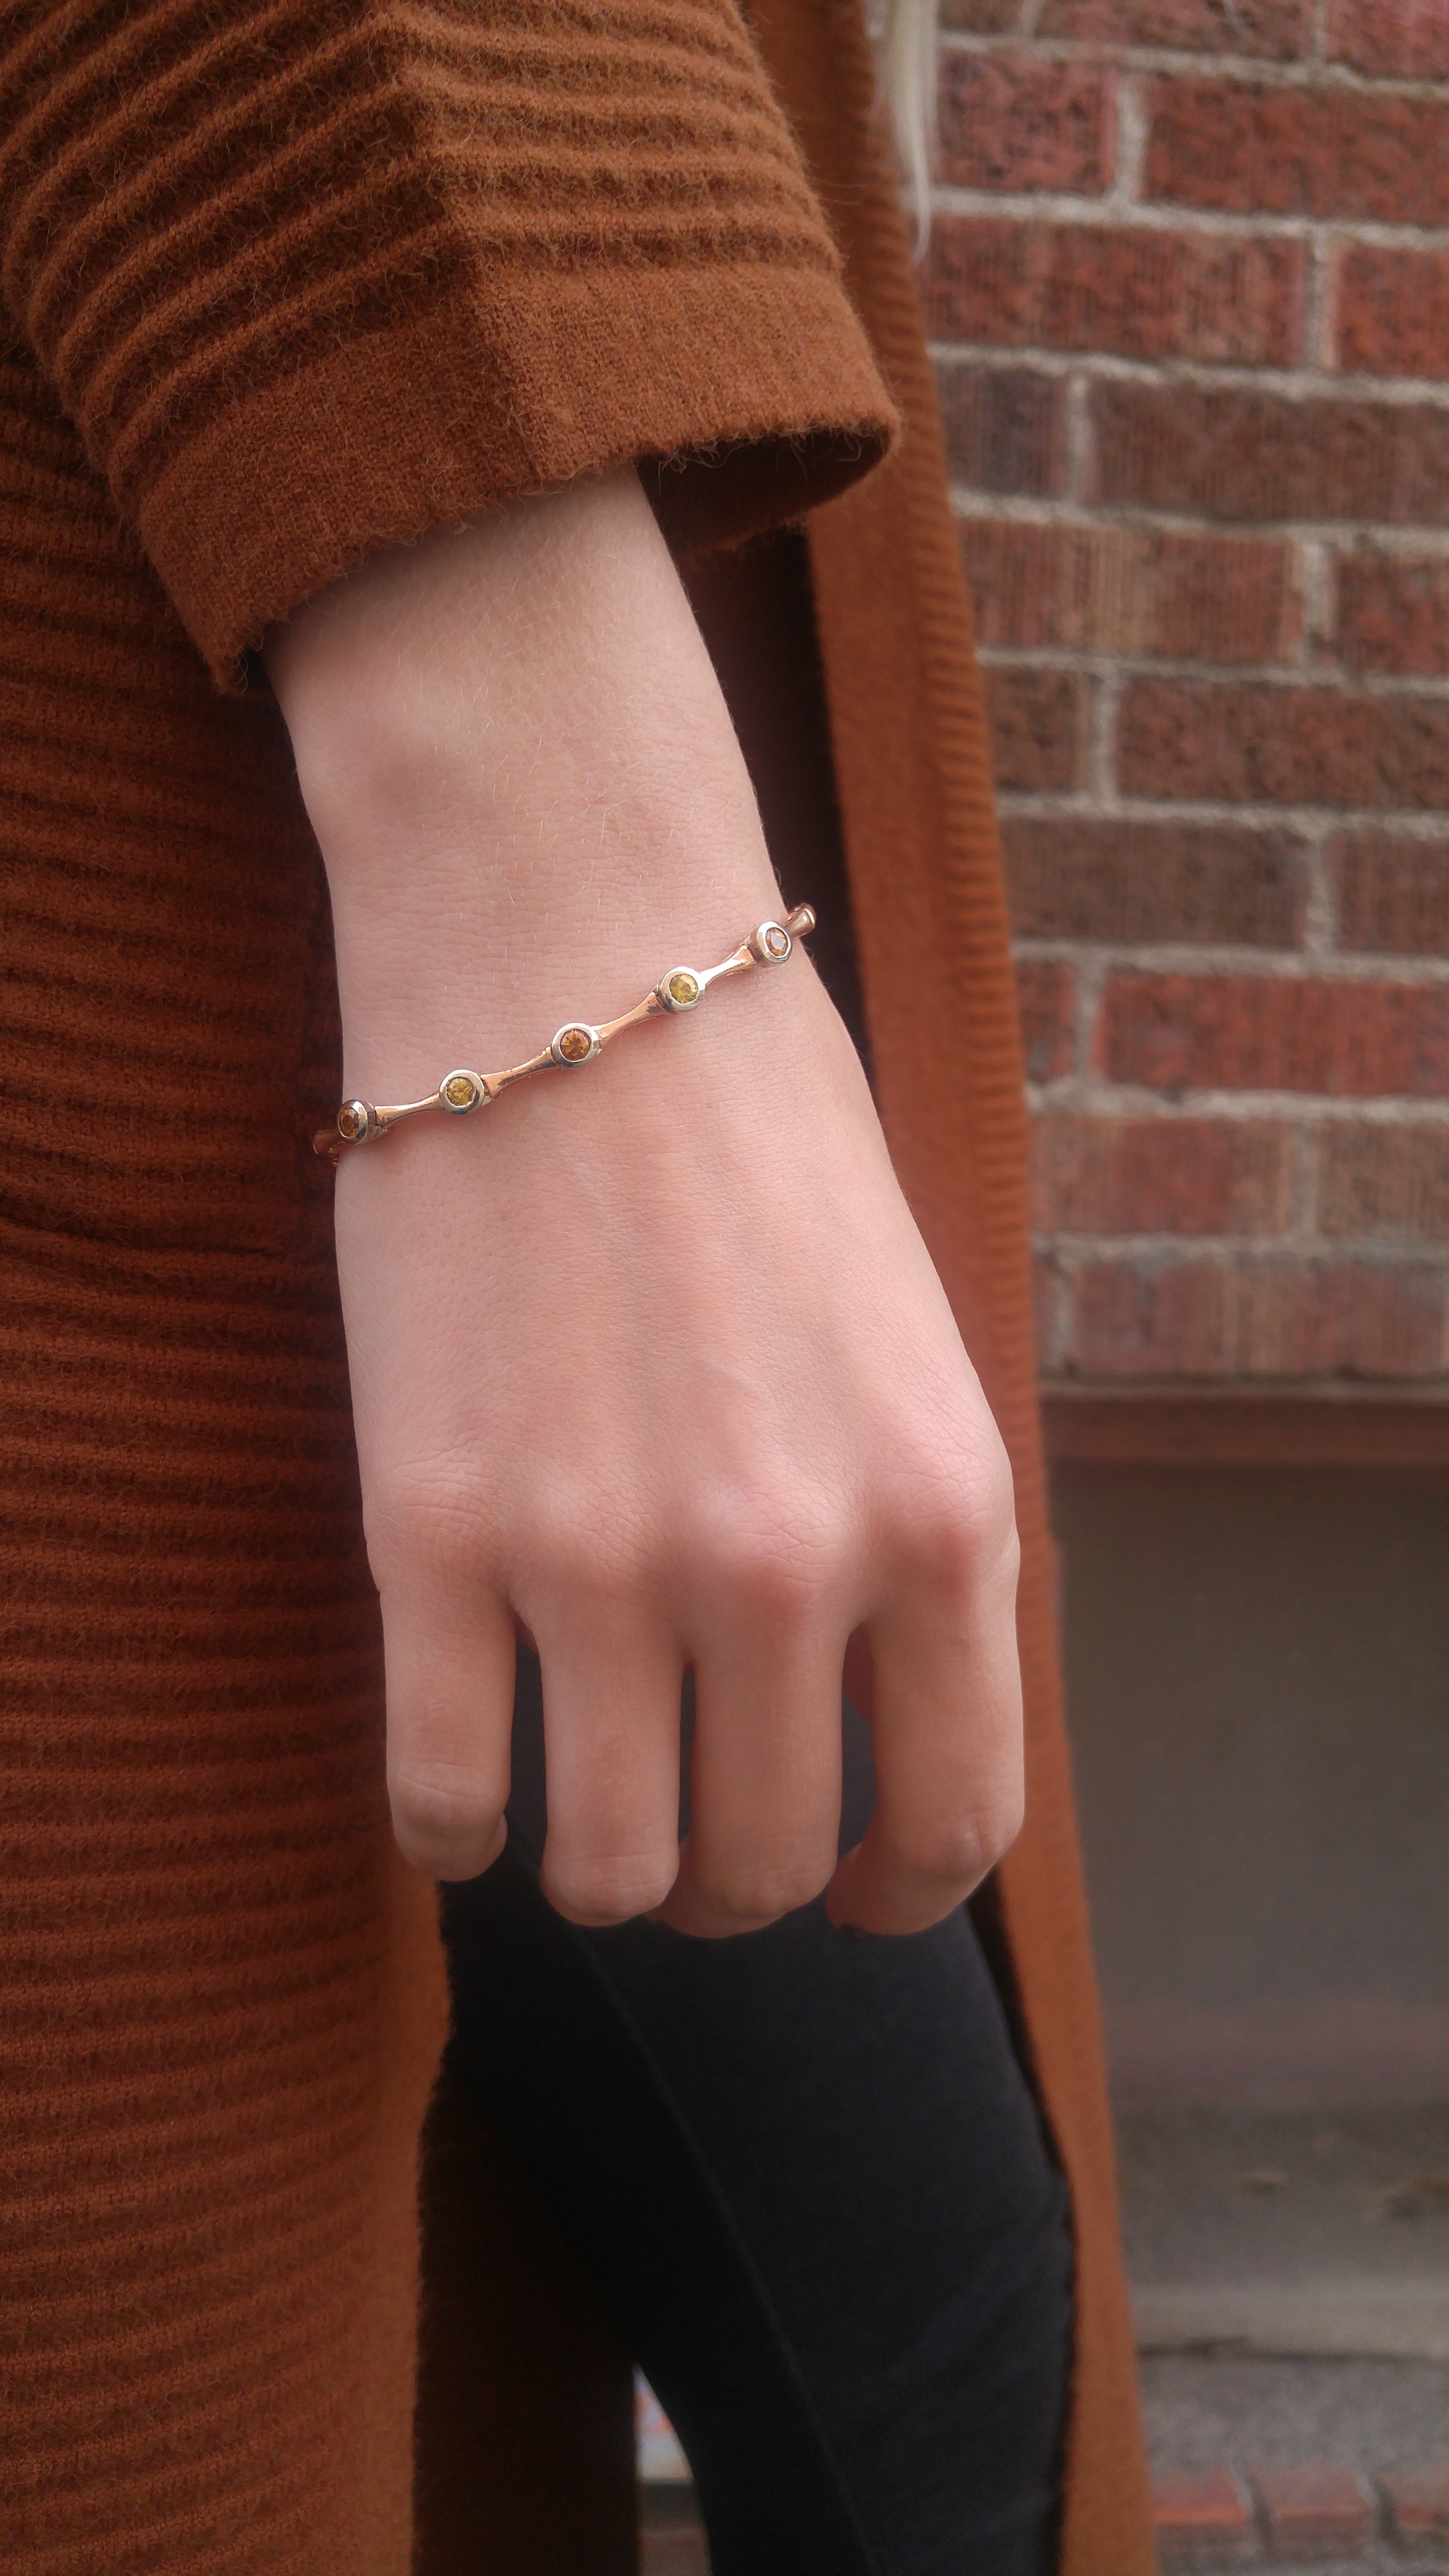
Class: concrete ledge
1137,2280,1449,2364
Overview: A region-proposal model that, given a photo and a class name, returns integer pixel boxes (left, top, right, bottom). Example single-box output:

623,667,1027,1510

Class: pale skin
267,466,1022,1940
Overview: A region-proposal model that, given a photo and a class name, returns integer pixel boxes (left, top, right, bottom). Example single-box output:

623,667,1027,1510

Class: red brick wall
930,0,1449,1391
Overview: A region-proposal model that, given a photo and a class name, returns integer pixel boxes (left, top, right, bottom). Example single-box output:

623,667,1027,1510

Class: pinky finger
826,1565,1023,1936
382,1580,519,1881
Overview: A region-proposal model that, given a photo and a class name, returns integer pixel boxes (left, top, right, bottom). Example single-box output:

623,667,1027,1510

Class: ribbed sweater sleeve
0,0,895,683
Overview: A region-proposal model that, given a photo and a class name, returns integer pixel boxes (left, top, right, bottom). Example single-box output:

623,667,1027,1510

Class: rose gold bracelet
313,902,817,1166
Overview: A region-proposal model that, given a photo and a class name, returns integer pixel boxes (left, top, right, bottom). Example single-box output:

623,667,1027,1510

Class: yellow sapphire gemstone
338,1103,366,1141
443,1073,476,1109
558,1027,592,1063
667,971,699,1007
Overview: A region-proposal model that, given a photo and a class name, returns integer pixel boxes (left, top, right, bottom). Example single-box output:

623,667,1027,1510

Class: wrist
267,468,783,1075
318,790,781,1093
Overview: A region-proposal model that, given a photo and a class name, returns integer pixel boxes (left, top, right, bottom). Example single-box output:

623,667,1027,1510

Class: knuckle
699,1481,846,1621
509,1499,658,1618
976,1780,1026,1868
902,1503,980,1598
366,1463,494,1588
388,1756,504,1867
897,1790,1024,1892
507,1499,595,1593
543,1849,678,1928
698,1845,836,1929
893,1437,1019,1596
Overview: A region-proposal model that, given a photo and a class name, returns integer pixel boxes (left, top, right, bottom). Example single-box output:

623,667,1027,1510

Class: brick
1319,1126,1449,1244
1003,819,1307,945
1336,551,1449,678
1031,1113,1293,1233
1146,79,1449,225
984,664,1088,791
1250,2463,1374,2561
1039,0,1310,53
1118,677,1449,811
936,365,1067,497
1072,1258,1233,1382
1337,246,1449,383
1102,970,1449,1097
938,53,1112,196
925,219,1302,367
1093,380,1449,529
1329,0,1449,76
962,519,1297,663
1017,960,1077,1080
1378,2464,1449,2546
1033,1248,1066,1368
1333,834,1449,956
1069,1254,1449,1378
1235,1258,1449,1376
940,0,1022,28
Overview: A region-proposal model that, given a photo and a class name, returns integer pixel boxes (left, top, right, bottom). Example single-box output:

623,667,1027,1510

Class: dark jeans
442,1657,1073,2576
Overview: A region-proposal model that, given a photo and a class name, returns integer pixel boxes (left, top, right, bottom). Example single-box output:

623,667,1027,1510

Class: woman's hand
268,469,1022,1937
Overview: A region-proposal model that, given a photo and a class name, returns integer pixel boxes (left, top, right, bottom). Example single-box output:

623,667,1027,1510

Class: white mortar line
1309,0,1329,71
1286,1117,1321,1248
950,493,1449,555
1021,1084,1449,1125
1111,72,1148,209
928,186,1449,253
978,643,1449,698
999,793,1449,834
1087,664,1121,801
1066,944,1111,1086
1036,1381,1449,1401
1012,941,1449,986
1030,1231,1449,1264
1300,832,1338,959
1063,371,1092,507
1304,231,1334,373
930,343,1449,406
1294,538,1334,670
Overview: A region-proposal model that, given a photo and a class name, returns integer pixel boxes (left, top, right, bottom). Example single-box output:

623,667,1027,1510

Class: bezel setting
750,920,792,964
337,1099,372,1144
658,967,702,1013
439,1068,486,1115
551,1022,601,1067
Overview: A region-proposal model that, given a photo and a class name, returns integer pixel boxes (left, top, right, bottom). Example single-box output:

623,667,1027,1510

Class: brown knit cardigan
0,4,1153,2569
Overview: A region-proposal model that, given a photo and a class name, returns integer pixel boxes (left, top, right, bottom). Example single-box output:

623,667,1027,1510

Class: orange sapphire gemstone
558,1027,592,1062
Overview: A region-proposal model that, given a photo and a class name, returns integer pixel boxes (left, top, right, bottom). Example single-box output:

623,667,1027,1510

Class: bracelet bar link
313,902,817,1166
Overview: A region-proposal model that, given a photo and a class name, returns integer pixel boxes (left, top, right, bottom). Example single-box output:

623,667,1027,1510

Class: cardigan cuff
138,262,898,690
